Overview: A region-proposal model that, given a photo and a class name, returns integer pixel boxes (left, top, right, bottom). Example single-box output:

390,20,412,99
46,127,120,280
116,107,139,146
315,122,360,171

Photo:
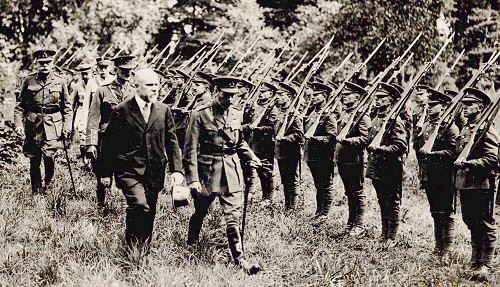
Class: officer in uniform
304,82,337,220
416,89,459,257
86,55,136,208
454,88,499,281
366,83,408,243
71,63,99,158
245,82,280,204
95,57,114,86
335,82,370,236
14,49,72,194
275,82,305,210
184,76,262,275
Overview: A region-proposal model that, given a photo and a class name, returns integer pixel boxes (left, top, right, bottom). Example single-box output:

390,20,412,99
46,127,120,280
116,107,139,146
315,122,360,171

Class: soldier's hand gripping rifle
368,33,454,150
337,33,422,141
304,37,388,139
420,50,500,153
455,91,500,167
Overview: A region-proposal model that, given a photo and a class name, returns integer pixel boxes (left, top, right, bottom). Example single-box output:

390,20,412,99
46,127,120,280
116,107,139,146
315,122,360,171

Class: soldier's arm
14,80,28,129
164,106,184,174
432,124,459,157
254,107,278,133
183,110,201,184
378,117,408,156
467,127,499,169
99,108,123,177
282,116,305,144
346,114,370,147
312,114,337,143
61,80,73,133
86,88,103,146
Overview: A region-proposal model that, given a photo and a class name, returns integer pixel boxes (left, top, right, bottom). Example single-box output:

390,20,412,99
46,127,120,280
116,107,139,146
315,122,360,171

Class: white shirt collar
135,95,149,110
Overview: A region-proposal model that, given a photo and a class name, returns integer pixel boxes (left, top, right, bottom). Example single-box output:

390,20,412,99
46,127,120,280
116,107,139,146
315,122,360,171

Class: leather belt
28,106,60,114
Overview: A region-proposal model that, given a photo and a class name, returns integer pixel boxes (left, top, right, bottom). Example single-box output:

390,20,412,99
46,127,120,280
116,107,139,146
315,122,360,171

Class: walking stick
61,136,77,197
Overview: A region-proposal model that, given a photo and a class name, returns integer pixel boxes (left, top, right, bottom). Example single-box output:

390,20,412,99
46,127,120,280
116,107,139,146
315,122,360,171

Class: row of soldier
13,35,500,280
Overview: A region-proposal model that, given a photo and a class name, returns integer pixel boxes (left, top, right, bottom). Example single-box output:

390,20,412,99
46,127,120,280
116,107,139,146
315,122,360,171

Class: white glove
171,172,184,186
188,181,202,192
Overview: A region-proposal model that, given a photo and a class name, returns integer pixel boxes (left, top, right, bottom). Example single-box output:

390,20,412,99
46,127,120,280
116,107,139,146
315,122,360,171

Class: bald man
100,69,184,250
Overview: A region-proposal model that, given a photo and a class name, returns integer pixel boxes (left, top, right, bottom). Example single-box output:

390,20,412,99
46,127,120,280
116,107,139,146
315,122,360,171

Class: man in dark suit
100,68,184,250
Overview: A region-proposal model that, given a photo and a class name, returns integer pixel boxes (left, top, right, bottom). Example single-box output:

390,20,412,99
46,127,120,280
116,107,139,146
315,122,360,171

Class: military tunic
304,111,337,215
275,113,305,208
71,77,99,144
184,103,259,239
14,72,72,158
366,113,408,239
415,117,459,213
455,117,499,267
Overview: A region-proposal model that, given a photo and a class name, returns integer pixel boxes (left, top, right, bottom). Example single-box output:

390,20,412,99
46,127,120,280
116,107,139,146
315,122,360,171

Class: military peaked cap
427,88,452,104
33,49,56,62
111,55,136,69
462,88,491,105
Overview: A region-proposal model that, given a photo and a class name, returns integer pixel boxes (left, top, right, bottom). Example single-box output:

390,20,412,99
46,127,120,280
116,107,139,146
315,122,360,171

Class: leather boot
472,235,495,281
441,215,454,257
469,232,482,270
345,195,355,232
432,214,443,255
96,183,107,208
187,215,203,245
289,194,297,210
226,226,261,275
387,209,400,243
349,192,366,237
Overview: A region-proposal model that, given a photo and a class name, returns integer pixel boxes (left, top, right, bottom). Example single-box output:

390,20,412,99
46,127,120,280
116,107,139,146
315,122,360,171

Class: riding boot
441,215,454,257
96,182,107,208
226,225,261,275
432,214,443,255
345,195,355,231
187,215,204,245
349,191,366,237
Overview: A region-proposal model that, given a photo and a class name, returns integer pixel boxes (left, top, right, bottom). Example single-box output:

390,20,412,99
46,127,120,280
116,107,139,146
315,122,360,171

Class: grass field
0,148,498,286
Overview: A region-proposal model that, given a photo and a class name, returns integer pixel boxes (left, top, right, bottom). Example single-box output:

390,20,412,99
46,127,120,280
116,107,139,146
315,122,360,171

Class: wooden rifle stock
455,92,500,164
369,33,454,150
420,50,500,153
304,37,388,138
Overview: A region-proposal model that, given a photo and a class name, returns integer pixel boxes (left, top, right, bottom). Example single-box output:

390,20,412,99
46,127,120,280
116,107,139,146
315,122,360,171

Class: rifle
420,50,500,153
271,51,297,79
284,51,308,83
54,43,75,65
166,54,181,69
215,35,249,73
276,37,334,140
337,33,422,141
101,44,114,58
304,37,388,138
435,49,465,90
228,34,262,75
388,52,413,83
171,51,209,109
148,44,171,67
327,52,354,82
61,42,88,67
179,45,207,70
368,33,454,150
111,40,129,59
203,40,225,70
249,93,280,129
455,91,500,165
241,52,263,78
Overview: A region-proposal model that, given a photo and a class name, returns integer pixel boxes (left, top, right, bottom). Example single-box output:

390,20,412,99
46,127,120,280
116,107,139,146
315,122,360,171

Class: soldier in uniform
415,89,459,257
245,82,280,204
444,89,466,131
304,82,337,220
454,88,499,281
71,63,99,158
86,55,136,208
366,83,408,243
14,49,73,194
335,82,370,236
275,82,305,210
184,76,262,274
95,57,114,86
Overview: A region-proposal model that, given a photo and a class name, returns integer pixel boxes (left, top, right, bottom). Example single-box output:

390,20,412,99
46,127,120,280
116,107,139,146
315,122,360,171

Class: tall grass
0,148,497,286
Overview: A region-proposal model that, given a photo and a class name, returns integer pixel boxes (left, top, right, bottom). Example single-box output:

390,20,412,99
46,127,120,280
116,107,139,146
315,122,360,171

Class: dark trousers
188,191,242,243
120,180,160,247
29,156,55,191
244,161,275,200
307,160,334,215
460,189,497,266
277,156,300,208
372,178,402,238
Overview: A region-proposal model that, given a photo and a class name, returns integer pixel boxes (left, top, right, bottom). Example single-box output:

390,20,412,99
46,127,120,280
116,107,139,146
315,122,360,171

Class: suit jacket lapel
145,102,159,131
129,98,147,130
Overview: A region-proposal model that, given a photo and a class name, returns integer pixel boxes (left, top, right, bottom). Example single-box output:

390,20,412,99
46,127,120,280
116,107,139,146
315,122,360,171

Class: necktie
143,103,151,123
